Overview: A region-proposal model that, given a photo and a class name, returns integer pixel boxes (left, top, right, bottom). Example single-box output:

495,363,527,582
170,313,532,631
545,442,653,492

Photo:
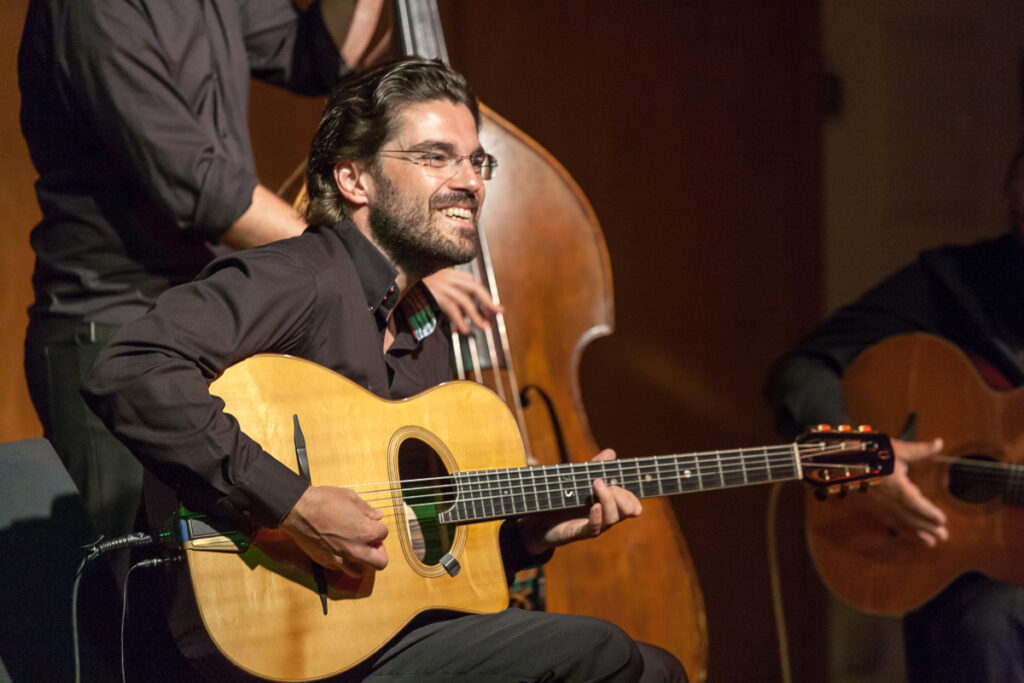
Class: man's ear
334,161,372,208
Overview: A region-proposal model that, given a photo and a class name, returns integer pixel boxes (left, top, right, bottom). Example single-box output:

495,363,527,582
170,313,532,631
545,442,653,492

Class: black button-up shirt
19,0,344,323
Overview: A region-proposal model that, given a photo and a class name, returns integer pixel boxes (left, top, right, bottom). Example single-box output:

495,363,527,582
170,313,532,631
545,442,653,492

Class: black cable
71,555,89,683
120,556,180,683
70,532,161,683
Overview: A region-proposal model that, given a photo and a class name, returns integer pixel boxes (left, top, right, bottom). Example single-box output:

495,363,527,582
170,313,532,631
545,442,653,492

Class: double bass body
477,105,708,680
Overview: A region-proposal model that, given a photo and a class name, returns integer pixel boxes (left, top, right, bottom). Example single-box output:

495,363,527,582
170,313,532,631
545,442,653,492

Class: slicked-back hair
304,57,480,227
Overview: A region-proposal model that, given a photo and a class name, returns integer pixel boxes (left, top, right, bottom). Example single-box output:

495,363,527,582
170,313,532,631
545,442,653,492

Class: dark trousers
353,609,687,682
24,316,143,586
905,572,1024,683
125,583,687,683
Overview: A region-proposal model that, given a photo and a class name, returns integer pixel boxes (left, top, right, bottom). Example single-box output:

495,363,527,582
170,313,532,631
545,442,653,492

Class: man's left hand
518,449,643,555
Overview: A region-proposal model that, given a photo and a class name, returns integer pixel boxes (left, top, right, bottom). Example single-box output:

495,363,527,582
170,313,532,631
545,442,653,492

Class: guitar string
332,442,875,513
345,442,870,505
340,443,805,501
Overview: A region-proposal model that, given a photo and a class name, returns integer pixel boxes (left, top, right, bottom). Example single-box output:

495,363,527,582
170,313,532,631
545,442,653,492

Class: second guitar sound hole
948,455,1002,504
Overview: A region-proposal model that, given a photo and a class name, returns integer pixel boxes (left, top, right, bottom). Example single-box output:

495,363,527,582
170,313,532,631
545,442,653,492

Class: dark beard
368,171,479,278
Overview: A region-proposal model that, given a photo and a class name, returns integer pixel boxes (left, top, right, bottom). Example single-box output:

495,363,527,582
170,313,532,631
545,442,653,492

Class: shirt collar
332,219,441,341
334,219,398,313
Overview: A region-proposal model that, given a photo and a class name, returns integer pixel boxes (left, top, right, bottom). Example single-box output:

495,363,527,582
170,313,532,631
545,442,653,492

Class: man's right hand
280,485,389,576
869,437,948,547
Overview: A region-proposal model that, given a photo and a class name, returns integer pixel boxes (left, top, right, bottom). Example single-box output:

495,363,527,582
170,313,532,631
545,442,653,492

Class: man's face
366,100,486,276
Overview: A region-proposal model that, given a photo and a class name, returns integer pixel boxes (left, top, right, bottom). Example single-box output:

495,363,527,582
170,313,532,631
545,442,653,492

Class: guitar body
806,333,1024,615
183,355,520,680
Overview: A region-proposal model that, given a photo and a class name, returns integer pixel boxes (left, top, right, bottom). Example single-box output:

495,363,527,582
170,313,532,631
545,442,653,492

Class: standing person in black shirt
764,140,1024,682
18,0,389,577
82,57,686,681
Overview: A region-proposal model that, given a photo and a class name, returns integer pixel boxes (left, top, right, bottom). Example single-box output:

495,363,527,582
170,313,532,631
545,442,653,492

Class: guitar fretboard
439,445,802,524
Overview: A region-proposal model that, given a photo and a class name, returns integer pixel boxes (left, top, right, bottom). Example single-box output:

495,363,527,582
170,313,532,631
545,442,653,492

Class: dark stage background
0,2,823,680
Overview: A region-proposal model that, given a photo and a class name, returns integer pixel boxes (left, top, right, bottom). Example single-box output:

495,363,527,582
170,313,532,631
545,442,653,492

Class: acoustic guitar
806,333,1024,616
166,354,893,681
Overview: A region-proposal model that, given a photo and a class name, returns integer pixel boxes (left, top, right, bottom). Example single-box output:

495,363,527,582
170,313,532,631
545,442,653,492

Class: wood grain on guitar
807,333,1024,616
167,355,893,681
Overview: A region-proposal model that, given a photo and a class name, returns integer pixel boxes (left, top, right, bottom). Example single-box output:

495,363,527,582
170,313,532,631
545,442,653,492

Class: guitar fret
489,473,501,516
721,449,747,489
477,471,490,520
502,469,517,515
660,456,680,496
669,454,683,496
653,457,665,497
759,446,771,485
574,463,591,507
678,454,700,493
770,447,798,482
453,472,468,523
492,470,504,518
699,452,721,490
632,458,645,498
528,466,538,514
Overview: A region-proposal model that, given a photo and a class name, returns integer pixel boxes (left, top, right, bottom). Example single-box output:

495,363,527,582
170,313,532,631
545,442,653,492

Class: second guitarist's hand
518,449,644,556
281,485,389,577
871,437,948,547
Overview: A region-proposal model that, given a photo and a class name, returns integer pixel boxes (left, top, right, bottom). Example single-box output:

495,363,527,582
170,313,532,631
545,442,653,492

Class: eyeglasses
378,149,498,180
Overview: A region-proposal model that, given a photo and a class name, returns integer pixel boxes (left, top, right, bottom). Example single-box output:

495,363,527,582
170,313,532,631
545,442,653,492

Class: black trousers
904,572,1024,683
351,608,687,682
125,576,687,683
24,316,143,586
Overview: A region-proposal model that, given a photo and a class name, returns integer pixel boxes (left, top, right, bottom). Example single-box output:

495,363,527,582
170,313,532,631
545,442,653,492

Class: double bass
282,2,708,677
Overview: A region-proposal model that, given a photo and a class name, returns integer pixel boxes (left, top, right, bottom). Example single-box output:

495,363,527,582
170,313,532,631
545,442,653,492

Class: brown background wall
2,2,823,680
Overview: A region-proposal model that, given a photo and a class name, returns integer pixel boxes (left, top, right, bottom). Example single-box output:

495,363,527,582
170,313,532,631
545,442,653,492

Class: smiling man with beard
82,58,686,682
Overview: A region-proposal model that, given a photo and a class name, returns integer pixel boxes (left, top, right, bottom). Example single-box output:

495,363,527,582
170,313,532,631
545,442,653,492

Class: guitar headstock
797,425,895,500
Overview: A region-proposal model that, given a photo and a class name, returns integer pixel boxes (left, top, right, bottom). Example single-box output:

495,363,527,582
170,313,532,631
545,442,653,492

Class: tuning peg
858,481,871,493
837,425,851,432
838,483,850,497
814,424,833,432
814,488,828,502
857,425,873,432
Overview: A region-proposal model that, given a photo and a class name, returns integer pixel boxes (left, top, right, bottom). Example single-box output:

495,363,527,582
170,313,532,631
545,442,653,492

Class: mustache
430,191,479,213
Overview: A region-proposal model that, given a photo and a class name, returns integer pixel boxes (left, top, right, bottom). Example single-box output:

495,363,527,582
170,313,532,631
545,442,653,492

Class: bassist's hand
281,485,389,576
423,268,503,335
871,438,948,547
518,449,643,555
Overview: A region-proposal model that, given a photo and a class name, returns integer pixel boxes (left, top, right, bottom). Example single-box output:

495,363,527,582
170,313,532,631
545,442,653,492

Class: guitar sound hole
397,437,456,565
948,455,1002,504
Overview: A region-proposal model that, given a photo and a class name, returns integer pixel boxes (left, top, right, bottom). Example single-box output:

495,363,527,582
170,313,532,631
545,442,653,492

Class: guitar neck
439,444,803,524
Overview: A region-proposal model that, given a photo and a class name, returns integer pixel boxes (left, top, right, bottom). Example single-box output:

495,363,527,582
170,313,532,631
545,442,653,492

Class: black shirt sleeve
764,257,946,439
81,246,333,529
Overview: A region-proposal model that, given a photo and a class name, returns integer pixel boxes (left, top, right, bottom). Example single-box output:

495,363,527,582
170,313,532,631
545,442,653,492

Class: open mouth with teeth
440,207,474,223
